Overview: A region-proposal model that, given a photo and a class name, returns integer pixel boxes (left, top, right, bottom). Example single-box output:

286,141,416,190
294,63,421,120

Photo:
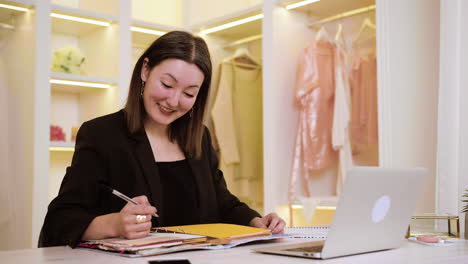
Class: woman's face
141,58,204,127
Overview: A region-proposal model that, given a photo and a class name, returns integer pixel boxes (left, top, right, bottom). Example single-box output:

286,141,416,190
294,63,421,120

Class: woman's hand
115,195,157,239
250,213,286,234
82,195,157,241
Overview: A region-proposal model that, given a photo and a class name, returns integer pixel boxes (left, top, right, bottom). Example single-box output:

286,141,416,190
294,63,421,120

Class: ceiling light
131,26,166,36
51,13,110,27
50,79,111,89
0,3,29,12
286,0,321,10
200,14,263,35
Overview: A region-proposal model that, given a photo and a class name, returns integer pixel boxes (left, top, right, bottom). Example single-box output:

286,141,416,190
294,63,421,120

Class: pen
102,185,159,218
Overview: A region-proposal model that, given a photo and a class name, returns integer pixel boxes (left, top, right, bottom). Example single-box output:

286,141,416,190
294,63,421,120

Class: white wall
376,0,440,214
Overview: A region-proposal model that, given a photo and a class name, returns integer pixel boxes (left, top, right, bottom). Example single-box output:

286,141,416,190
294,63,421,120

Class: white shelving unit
1,0,456,249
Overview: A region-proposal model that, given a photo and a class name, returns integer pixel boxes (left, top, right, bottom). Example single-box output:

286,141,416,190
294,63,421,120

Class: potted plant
463,189,468,239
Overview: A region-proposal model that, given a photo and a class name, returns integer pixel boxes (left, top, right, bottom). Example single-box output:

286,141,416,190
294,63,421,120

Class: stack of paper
78,223,286,257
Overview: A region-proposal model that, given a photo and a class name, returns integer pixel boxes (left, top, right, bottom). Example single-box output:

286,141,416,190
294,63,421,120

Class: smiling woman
38,31,285,248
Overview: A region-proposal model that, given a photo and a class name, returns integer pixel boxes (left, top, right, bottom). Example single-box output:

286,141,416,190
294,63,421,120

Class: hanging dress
332,35,353,194
289,40,338,203
211,51,263,211
349,36,378,153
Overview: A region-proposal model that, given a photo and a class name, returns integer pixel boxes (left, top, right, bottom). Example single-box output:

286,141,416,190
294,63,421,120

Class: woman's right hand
114,195,157,239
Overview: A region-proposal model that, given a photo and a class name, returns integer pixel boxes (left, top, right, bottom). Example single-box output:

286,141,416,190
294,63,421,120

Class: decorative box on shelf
407,215,459,238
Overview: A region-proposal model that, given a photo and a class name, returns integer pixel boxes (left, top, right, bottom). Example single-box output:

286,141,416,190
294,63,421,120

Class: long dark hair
124,31,212,159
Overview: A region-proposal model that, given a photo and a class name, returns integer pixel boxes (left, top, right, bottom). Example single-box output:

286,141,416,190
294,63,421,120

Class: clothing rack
308,4,376,28
224,34,262,49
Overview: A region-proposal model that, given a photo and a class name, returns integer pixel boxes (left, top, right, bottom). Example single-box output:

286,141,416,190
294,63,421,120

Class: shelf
194,5,263,41
49,141,75,152
131,19,184,49
51,0,119,17
51,4,117,36
0,0,32,25
280,0,374,19
50,72,116,94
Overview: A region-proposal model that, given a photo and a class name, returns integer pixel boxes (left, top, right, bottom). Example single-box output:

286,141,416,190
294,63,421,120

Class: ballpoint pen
102,184,159,218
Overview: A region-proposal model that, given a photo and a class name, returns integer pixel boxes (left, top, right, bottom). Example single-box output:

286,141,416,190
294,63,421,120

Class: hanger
353,18,376,43
225,47,261,69
335,23,343,41
315,26,332,43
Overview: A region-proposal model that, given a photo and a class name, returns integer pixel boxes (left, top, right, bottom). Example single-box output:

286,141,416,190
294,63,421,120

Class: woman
39,31,285,247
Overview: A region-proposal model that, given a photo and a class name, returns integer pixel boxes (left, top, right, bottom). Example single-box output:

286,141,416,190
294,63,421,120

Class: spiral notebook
284,226,329,239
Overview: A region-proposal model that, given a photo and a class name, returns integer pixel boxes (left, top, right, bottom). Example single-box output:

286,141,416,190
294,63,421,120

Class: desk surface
1,239,468,264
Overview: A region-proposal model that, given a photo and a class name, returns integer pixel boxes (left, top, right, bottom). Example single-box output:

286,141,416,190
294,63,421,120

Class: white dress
332,35,353,194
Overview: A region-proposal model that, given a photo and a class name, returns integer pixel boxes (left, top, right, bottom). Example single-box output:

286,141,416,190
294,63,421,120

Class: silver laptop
254,166,427,259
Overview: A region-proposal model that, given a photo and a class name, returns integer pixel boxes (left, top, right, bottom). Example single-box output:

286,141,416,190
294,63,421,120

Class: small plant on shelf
463,189,468,213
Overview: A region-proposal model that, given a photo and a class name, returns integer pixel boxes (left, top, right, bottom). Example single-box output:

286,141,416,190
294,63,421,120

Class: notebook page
285,226,330,239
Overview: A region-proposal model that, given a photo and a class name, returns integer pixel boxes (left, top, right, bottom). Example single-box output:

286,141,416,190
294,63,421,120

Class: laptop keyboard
285,244,324,253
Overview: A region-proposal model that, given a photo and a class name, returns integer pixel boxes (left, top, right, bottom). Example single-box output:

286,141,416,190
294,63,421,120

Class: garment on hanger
353,18,376,44
350,21,378,152
211,47,263,211
332,30,353,195
315,26,333,43
290,39,338,203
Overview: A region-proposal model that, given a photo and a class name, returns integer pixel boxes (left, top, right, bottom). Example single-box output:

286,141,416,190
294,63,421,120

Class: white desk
1,239,468,264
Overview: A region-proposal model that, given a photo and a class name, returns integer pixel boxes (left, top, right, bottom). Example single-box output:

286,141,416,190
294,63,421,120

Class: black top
38,110,261,247
157,160,200,226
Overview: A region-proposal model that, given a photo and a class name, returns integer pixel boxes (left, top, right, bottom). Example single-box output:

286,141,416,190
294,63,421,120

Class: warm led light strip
49,146,74,152
0,3,29,12
200,14,263,35
51,13,110,27
286,0,321,10
131,26,166,36
50,79,111,89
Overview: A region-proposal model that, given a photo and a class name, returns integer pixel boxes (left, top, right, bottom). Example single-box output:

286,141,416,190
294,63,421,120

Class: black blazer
39,110,260,247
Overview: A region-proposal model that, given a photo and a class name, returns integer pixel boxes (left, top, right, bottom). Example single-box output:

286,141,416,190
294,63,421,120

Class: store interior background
0,0,466,250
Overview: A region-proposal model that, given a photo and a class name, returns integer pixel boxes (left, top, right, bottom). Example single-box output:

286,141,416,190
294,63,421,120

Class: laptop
254,166,427,259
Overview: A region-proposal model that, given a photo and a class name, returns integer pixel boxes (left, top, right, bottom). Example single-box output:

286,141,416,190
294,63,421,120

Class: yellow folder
155,223,271,239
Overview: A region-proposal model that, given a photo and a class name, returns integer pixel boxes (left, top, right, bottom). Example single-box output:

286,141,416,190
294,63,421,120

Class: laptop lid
255,166,427,259
320,166,426,258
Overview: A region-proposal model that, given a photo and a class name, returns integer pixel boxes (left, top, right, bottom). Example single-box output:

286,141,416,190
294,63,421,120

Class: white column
437,0,468,234
32,0,51,248
376,0,440,213
262,0,313,214
119,0,132,107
